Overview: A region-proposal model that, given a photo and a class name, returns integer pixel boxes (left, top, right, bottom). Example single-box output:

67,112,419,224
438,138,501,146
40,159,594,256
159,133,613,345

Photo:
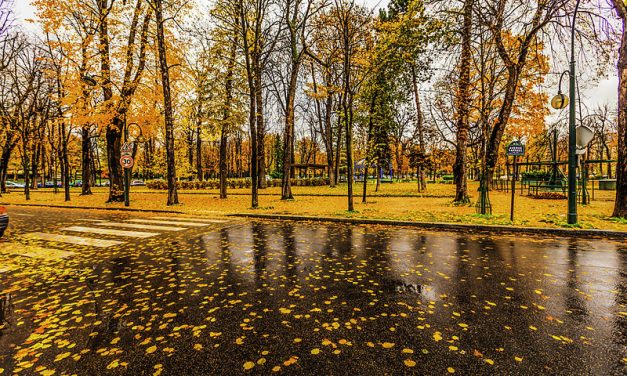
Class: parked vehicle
38,181,63,188
130,180,146,186
0,206,8,238
5,181,25,188
72,180,83,187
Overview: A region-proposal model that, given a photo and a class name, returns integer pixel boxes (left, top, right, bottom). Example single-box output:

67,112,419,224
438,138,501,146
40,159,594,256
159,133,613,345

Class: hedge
146,178,329,190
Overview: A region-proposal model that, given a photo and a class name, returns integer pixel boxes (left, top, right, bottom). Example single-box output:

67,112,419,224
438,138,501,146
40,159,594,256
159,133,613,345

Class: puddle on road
0,220,624,375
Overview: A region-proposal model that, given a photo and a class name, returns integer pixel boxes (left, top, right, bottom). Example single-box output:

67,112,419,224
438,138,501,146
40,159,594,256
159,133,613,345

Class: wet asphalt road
0,206,625,375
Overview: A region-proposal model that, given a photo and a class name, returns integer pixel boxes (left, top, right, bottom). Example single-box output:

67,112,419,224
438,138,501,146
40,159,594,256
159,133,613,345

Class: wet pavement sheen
0,215,625,375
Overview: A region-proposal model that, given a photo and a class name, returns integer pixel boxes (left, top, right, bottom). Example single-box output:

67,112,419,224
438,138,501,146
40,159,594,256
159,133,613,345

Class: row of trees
0,0,624,217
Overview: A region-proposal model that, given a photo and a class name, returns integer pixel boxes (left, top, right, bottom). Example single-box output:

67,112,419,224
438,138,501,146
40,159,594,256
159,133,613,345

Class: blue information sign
506,141,525,156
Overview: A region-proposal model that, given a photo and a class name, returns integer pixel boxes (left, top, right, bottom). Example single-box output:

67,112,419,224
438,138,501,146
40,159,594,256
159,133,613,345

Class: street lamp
550,0,582,225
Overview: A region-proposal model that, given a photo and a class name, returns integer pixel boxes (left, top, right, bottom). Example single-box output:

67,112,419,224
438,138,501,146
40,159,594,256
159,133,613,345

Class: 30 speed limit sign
120,156,134,169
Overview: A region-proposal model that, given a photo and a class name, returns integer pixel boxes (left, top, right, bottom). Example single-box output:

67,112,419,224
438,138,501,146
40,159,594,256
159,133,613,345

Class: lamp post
551,0,581,225
124,122,144,207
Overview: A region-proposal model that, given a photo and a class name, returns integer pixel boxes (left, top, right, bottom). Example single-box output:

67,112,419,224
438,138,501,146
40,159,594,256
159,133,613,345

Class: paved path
0,207,624,375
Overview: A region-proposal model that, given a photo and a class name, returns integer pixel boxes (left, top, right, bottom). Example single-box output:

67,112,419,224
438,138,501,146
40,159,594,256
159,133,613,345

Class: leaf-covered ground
1,215,625,375
1,181,624,231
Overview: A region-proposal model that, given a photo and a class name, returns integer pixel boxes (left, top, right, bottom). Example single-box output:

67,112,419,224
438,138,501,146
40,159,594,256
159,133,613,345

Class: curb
0,202,185,214
228,213,627,240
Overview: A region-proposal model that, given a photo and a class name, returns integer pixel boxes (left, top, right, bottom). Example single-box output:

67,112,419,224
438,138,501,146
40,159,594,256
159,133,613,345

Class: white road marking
126,219,208,227
23,233,123,248
151,216,227,223
78,219,107,222
63,226,159,238
0,243,75,260
95,222,186,231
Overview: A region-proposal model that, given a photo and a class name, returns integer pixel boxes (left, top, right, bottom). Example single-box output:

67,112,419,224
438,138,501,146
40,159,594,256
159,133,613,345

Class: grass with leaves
1,182,624,231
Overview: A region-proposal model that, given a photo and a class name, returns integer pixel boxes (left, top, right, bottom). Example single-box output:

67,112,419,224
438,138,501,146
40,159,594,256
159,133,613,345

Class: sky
11,0,620,113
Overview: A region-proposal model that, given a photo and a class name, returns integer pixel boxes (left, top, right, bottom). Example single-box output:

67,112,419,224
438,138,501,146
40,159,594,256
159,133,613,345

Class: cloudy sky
11,0,619,112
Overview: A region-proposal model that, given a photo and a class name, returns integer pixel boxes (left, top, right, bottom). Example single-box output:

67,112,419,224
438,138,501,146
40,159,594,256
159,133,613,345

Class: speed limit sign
120,156,134,169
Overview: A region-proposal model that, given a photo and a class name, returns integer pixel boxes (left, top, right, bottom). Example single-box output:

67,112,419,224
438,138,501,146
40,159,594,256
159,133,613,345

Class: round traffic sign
120,156,134,169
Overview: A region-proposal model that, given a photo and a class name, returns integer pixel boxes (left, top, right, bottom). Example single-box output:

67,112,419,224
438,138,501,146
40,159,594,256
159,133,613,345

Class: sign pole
510,156,517,222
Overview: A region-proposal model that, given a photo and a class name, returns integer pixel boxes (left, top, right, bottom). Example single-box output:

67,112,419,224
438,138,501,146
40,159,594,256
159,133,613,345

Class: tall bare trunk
453,0,473,203
220,40,236,199
281,65,299,200
81,126,93,195
155,0,178,205
613,0,627,217
411,64,426,192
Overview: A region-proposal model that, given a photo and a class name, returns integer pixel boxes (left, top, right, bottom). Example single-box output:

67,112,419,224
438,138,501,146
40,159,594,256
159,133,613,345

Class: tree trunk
81,126,93,195
453,0,473,203
281,65,299,200
411,64,426,192
325,94,335,187
0,135,16,194
255,65,266,190
60,121,71,202
106,117,124,202
196,121,203,181
613,1,627,217
334,112,342,185
155,0,179,205
22,142,30,200
220,40,236,199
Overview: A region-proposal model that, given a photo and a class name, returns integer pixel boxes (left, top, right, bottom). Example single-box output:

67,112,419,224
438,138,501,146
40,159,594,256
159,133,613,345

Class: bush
441,175,454,181
522,170,551,181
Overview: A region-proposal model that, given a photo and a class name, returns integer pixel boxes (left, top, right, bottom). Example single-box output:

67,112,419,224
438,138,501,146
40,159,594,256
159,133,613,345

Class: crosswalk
0,215,227,265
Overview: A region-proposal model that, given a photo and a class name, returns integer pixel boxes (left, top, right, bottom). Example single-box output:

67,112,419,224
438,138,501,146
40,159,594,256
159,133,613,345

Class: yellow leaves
110,337,121,345
381,342,395,348
514,356,523,362
153,364,163,376
447,367,455,373
279,308,292,314
311,348,321,355
402,348,414,354
529,325,537,331
433,332,443,342
458,323,468,328
534,289,542,295
40,370,55,376
404,359,416,367
243,361,255,370
448,346,458,351
193,344,203,351
53,352,71,362
146,345,157,354
484,359,494,365
322,339,333,346
283,356,298,367
293,338,302,343
272,366,281,372
209,332,222,338
107,360,119,369
163,313,177,319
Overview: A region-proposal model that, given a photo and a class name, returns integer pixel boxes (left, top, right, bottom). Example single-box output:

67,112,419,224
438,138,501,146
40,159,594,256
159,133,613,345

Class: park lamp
575,125,594,155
